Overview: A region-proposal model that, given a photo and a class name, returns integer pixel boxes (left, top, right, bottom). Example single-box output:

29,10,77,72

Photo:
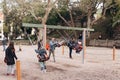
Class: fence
89,39,120,48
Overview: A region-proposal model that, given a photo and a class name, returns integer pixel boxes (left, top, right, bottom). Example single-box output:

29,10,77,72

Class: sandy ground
0,45,120,80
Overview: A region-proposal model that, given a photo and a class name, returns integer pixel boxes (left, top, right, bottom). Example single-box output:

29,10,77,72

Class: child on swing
35,45,49,73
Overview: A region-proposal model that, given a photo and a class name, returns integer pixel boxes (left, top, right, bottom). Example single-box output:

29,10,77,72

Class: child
75,41,82,53
35,48,49,73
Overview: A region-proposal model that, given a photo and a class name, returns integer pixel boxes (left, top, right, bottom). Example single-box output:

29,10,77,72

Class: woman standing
5,41,18,76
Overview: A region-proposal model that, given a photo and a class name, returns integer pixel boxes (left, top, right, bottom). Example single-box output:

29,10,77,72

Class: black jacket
35,49,48,62
68,40,75,49
5,47,17,65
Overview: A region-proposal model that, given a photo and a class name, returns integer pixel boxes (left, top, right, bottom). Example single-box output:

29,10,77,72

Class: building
0,11,4,40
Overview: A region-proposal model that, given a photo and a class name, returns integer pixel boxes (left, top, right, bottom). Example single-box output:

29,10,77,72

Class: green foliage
59,9,70,20
91,0,120,39
3,24,8,31
2,0,120,40
93,17,114,39
112,0,120,27
47,10,59,25
105,1,119,18
23,15,39,24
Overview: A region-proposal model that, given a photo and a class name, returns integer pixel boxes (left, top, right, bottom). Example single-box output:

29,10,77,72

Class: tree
91,0,120,39
53,0,85,38
2,0,58,46
112,0,120,25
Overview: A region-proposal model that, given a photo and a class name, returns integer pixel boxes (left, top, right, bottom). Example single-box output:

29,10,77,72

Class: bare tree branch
56,11,71,26
68,9,75,27
42,0,59,24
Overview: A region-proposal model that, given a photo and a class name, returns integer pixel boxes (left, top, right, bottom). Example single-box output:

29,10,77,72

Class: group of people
3,36,82,75
35,37,82,72
34,38,56,72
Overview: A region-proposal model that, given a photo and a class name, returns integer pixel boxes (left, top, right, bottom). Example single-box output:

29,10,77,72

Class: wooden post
85,46,86,58
43,24,47,48
82,29,86,64
93,39,96,47
62,46,64,55
113,46,116,60
19,42,22,51
83,29,86,58
16,60,21,80
106,39,108,47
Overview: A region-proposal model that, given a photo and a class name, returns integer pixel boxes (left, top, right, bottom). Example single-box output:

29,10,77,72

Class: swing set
15,23,94,80
22,23,94,64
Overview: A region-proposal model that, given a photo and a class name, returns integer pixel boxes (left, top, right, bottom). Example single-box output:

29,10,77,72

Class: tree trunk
38,28,43,41
41,0,58,47
87,12,92,38
69,9,77,38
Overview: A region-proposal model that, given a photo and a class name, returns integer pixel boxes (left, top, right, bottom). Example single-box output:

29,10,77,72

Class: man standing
49,38,56,62
68,38,75,59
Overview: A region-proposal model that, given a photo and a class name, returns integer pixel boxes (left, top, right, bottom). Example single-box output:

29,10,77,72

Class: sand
0,45,120,80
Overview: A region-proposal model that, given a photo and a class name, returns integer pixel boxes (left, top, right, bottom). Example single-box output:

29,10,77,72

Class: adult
49,38,56,62
2,35,7,51
78,34,82,41
5,41,18,76
68,38,75,59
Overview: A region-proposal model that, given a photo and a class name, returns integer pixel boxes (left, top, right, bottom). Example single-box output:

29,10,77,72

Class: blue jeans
49,50,55,62
3,45,6,51
39,62,46,70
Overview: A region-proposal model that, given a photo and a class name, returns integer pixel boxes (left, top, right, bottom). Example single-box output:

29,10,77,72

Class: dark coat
5,47,17,65
38,41,41,50
35,49,49,62
68,40,75,49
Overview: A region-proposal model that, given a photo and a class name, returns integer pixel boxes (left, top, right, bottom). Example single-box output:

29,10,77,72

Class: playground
0,45,120,80
0,0,120,80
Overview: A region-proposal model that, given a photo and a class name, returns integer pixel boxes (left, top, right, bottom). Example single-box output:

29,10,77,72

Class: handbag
4,57,7,63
